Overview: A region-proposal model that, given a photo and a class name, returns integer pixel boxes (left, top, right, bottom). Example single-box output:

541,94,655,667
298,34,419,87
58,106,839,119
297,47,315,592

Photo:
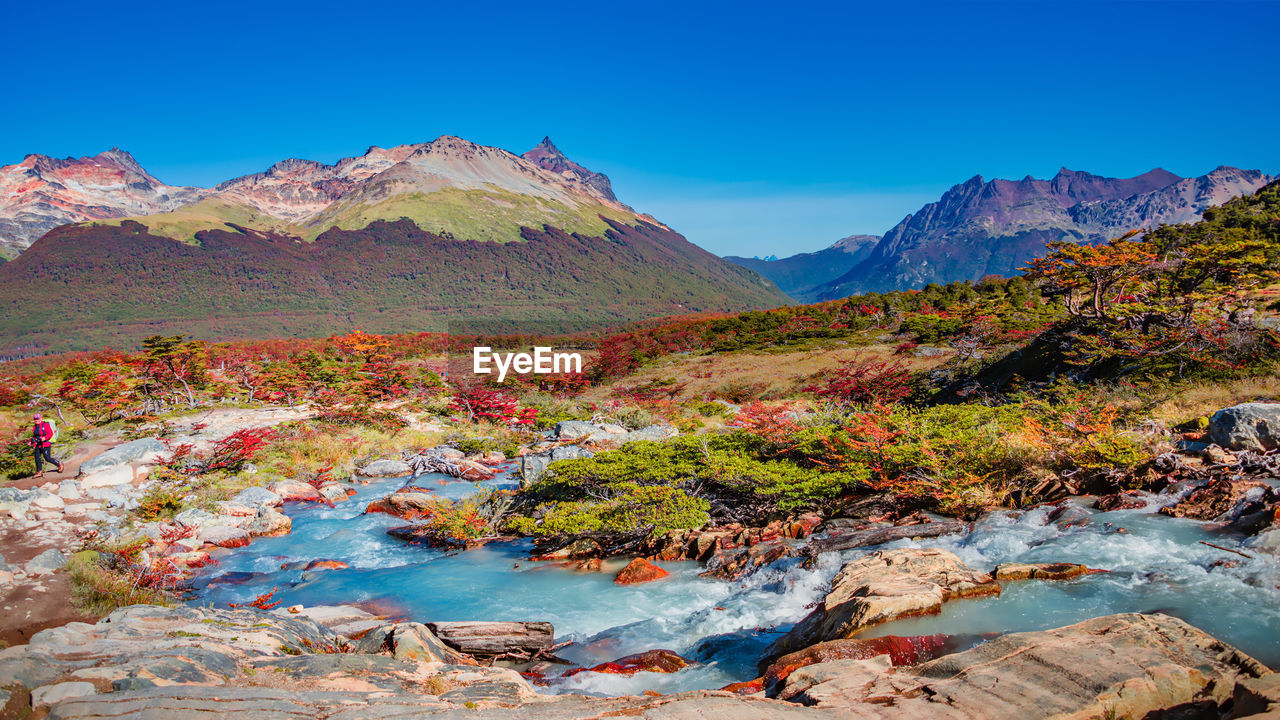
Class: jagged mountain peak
522,136,617,202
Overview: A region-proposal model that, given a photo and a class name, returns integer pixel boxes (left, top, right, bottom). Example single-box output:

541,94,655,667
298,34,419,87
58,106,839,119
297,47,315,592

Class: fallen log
805,519,969,555
426,621,555,656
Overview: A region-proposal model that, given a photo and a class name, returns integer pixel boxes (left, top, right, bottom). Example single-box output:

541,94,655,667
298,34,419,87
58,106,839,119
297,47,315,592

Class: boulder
318,483,352,503
1160,478,1267,521
763,548,998,666
1210,403,1280,451
174,508,223,530
520,445,595,484
994,562,1098,581
563,649,692,677
198,525,251,549
266,481,321,503
614,557,670,585
231,486,282,508
365,492,441,520
623,424,679,443
304,559,349,571
554,420,622,442
27,548,68,575
244,507,291,537
775,613,1271,719
762,635,954,689
357,459,413,478
79,437,166,475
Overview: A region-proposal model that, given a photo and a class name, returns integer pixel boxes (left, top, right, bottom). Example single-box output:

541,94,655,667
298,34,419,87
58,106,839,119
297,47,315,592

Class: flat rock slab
79,438,166,475
764,548,998,666
777,613,1271,720
357,459,413,478
426,621,554,656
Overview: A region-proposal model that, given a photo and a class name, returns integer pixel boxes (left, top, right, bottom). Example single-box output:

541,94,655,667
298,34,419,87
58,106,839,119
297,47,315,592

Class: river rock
318,482,352,502
199,525,251,548
763,635,953,690
174,507,222,529
763,548,998,666
1160,478,1267,521
231,486,282,508
775,613,1271,719
614,557,669,585
994,562,1097,581
244,506,291,537
304,559,348,571
79,437,166,475
357,459,413,477
1210,402,1280,451
266,480,321,503
563,649,692,677
366,492,440,520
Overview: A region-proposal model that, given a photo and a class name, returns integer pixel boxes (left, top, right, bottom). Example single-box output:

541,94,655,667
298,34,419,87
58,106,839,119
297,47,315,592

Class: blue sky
2,0,1277,257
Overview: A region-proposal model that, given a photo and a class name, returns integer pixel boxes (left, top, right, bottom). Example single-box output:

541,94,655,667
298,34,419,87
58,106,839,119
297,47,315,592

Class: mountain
0,137,787,356
522,136,618,202
0,149,203,258
725,234,879,301
808,166,1274,299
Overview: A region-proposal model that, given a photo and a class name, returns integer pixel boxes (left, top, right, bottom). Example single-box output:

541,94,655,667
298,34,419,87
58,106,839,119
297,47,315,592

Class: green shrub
527,483,708,536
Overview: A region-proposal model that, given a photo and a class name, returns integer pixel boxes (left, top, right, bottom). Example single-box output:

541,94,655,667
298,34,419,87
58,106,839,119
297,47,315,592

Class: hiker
30,412,64,477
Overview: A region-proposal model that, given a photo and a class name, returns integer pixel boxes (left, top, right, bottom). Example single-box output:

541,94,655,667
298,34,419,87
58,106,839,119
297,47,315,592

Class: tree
140,335,208,409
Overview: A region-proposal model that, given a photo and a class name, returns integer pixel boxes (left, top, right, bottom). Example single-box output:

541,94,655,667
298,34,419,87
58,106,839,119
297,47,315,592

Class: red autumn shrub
202,427,277,473
806,358,912,407
451,386,537,426
730,402,802,444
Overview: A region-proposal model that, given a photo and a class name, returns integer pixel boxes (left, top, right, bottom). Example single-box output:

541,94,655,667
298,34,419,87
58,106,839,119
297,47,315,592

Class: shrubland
1,180,1277,550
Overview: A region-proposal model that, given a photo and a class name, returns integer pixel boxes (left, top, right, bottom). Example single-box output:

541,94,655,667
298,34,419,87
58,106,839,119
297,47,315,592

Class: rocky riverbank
0,603,1274,719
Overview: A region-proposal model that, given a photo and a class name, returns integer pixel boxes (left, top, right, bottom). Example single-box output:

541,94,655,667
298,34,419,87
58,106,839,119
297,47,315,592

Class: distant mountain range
0,137,787,355
729,166,1274,302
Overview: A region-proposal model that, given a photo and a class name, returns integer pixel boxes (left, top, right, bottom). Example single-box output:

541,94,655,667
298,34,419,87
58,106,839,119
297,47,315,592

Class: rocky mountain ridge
731,165,1274,301
0,149,203,257
0,136,644,255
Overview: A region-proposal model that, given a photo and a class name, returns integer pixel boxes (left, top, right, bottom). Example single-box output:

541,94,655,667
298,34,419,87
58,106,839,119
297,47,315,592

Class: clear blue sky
2,0,1276,257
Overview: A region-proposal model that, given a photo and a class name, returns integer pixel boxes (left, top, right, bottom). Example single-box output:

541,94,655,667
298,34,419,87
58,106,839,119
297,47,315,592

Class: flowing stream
189,471,1280,696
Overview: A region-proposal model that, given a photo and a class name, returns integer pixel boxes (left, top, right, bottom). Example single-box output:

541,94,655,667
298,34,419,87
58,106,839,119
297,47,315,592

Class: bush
609,405,655,430
526,483,709,536
805,357,913,407
65,550,171,616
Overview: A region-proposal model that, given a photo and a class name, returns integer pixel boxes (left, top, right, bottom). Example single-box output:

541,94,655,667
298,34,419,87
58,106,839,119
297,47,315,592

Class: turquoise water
190,474,1280,695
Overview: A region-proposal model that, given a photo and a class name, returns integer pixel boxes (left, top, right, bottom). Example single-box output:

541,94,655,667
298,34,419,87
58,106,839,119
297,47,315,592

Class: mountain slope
87,136,648,246
724,234,879,301
811,166,1273,299
0,136,787,355
0,149,203,258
